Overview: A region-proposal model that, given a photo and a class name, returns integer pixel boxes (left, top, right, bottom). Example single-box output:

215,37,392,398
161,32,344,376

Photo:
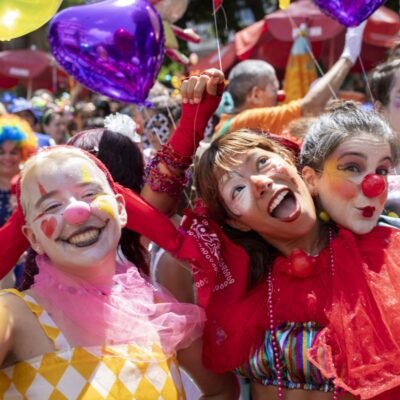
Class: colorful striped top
235,321,334,391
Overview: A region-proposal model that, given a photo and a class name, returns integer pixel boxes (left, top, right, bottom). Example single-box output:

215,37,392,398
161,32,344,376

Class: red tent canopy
191,1,400,74
0,49,69,93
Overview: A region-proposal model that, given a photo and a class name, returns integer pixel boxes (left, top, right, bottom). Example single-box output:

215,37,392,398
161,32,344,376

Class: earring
319,211,330,223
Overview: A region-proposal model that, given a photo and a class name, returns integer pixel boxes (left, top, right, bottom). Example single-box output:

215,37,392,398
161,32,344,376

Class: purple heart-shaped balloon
49,0,164,104
313,0,385,27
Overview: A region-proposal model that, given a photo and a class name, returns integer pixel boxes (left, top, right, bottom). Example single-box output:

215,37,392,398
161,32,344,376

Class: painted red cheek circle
40,217,57,238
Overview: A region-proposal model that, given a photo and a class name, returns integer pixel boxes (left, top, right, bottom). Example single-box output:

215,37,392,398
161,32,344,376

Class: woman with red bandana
179,100,400,399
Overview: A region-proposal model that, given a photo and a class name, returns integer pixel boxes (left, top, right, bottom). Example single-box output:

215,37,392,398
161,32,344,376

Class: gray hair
227,60,276,109
299,101,400,171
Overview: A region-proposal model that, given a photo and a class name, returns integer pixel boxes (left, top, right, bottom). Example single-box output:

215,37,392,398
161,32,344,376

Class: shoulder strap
1,289,71,351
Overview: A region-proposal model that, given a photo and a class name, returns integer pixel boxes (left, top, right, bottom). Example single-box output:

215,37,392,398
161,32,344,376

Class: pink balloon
313,0,385,27
49,0,165,105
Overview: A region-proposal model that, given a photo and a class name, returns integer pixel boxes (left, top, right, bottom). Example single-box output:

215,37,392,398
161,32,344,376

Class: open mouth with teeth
62,223,107,248
268,189,300,222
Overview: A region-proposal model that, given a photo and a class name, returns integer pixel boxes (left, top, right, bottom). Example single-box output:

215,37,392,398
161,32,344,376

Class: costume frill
308,227,400,399
175,209,400,399
30,255,205,354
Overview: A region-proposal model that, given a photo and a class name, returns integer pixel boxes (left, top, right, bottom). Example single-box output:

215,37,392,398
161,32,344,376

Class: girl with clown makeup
183,100,400,399
0,145,238,399
0,71,239,399
2,70,400,399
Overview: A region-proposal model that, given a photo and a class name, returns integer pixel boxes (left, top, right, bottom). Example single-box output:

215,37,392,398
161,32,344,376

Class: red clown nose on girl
361,174,386,198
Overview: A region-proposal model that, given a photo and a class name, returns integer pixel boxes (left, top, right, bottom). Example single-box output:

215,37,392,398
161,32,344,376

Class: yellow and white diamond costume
0,290,186,399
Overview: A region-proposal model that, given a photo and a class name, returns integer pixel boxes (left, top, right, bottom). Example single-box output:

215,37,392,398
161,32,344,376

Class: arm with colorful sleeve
214,23,365,137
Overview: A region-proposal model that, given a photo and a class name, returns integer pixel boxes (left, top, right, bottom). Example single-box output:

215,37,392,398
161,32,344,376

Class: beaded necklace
267,228,339,400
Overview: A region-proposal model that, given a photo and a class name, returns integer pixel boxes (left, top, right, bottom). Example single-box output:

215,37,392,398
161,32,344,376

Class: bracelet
158,144,193,170
145,145,192,197
145,163,191,197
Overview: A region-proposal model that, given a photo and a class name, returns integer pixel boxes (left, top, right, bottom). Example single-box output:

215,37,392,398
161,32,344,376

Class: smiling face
218,147,316,246
302,135,393,234
21,150,127,275
0,140,21,181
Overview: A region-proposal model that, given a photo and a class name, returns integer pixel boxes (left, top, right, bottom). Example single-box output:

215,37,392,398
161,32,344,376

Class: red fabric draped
180,211,400,398
309,227,400,399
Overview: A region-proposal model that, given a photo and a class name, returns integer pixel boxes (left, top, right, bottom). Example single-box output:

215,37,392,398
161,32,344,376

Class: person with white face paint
0,146,238,399
300,101,397,234
172,95,400,399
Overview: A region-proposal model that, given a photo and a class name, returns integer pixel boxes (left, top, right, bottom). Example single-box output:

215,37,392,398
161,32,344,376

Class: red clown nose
361,174,386,198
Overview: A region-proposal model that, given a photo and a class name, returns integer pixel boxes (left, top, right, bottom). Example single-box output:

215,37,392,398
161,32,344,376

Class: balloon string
212,0,223,71
285,11,337,99
165,102,177,130
358,55,374,105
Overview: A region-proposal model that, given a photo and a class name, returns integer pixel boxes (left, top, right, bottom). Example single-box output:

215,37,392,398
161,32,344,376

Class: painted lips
361,206,375,218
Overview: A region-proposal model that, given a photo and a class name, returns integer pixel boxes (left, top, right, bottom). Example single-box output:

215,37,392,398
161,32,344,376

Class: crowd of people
0,20,400,400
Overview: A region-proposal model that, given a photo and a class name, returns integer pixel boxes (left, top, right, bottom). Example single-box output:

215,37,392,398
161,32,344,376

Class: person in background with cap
7,98,53,148
214,23,366,139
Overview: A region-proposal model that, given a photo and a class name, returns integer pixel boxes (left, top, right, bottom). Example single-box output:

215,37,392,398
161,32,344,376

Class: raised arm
141,69,224,215
300,22,366,116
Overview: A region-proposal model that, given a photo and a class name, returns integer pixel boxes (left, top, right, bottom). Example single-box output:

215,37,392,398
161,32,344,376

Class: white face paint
219,148,316,242
314,136,392,234
22,156,127,275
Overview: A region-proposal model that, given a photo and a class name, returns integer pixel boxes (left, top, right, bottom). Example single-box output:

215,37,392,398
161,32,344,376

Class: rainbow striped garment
235,321,334,391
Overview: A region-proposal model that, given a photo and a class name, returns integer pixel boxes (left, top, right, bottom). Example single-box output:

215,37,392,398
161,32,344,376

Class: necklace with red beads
267,227,339,400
